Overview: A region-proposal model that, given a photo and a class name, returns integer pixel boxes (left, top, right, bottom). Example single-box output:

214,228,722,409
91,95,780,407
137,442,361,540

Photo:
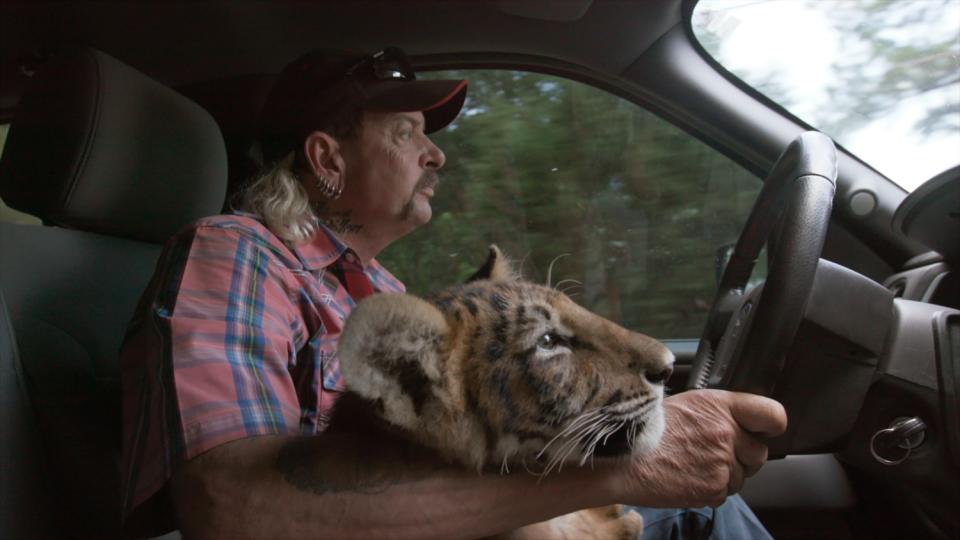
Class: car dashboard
846,165,960,538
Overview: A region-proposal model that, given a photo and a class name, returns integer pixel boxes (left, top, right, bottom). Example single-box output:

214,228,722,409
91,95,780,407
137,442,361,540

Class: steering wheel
688,131,838,396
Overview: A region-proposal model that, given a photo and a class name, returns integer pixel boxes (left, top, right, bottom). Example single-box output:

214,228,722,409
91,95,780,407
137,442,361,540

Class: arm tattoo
276,435,445,496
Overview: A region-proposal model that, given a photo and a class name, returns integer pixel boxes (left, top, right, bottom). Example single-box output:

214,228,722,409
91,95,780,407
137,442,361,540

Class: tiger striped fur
337,245,675,539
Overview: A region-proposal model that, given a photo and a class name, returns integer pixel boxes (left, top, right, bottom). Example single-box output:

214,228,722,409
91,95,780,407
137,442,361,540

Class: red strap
339,251,375,300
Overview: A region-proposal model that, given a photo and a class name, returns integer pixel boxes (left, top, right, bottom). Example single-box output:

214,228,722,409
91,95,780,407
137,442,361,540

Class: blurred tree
820,0,960,137
378,70,759,338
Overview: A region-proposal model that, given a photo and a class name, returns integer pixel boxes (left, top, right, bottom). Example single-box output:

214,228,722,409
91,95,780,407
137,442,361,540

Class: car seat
0,47,227,539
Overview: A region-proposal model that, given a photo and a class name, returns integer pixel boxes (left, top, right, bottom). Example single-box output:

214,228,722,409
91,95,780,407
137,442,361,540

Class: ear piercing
315,174,344,199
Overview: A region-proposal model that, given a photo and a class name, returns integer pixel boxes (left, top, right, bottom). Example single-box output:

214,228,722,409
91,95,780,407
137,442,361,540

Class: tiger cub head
337,246,674,473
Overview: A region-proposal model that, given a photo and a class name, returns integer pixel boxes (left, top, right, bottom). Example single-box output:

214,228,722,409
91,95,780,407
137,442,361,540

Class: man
120,47,786,539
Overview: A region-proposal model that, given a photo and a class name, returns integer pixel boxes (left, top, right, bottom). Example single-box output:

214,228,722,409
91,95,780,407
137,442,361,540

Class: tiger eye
537,333,557,349
538,333,569,350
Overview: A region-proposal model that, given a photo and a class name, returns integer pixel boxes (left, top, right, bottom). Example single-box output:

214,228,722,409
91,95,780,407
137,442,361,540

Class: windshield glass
692,0,960,192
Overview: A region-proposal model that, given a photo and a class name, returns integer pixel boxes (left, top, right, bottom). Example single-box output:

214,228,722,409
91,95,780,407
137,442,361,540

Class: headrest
0,48,227,243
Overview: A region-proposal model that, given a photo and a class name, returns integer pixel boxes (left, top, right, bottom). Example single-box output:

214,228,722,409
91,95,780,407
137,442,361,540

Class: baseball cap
258,47,468,164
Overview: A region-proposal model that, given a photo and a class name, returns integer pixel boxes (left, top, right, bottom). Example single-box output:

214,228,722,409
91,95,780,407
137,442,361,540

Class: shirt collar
295,223,349,271
295,223,405,294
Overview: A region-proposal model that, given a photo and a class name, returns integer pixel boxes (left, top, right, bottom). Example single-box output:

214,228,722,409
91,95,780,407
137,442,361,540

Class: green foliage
378,71,760,339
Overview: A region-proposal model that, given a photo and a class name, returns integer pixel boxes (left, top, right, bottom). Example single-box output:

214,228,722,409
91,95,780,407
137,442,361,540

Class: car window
0,123,42,225
692,0,960,192
377,70,764,340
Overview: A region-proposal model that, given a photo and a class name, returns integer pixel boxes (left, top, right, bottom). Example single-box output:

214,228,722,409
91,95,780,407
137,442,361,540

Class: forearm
171,432,619,540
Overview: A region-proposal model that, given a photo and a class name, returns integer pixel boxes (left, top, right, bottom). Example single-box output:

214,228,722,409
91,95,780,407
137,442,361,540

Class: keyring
870,427,911,466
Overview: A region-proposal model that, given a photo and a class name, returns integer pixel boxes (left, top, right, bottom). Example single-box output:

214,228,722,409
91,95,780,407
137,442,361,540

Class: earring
315,174,344,199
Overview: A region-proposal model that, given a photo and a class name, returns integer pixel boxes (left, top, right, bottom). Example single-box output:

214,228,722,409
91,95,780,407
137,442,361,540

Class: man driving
120,47,786,540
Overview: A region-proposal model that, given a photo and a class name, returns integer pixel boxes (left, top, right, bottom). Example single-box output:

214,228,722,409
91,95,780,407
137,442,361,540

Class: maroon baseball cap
258,47,468,163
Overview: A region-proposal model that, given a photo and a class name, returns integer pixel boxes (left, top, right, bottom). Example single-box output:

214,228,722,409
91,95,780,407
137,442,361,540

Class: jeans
631,495,773,540
151,495,771,540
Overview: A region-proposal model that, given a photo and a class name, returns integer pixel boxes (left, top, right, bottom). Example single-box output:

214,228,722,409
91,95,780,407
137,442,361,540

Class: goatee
400,170,441,220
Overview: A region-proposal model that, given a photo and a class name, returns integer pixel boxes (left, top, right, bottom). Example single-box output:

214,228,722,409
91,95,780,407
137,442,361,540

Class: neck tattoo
319,210,364,235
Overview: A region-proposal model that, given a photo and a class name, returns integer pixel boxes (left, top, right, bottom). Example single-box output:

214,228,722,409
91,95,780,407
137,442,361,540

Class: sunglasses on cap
345,47,416,82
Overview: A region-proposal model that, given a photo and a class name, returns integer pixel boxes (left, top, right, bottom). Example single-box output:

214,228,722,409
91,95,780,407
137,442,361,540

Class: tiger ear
337,293,450,431
466,244,517,282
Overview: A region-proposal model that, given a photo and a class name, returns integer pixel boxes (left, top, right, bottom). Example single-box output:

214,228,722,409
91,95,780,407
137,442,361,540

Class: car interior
0,1,957,539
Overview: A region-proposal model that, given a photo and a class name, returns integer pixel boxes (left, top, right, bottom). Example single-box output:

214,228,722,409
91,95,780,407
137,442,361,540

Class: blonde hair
236,105,364,244
234,151,317,245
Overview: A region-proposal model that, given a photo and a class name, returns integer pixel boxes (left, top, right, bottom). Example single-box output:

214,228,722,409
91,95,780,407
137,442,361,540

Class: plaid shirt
119,214,404,520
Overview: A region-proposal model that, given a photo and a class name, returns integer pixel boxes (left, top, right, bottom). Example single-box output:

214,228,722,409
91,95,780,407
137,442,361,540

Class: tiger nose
643,347,675,385
644,365,673,385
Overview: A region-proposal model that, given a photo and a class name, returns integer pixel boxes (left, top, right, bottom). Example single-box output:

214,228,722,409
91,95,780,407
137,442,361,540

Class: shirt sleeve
120,223,304,521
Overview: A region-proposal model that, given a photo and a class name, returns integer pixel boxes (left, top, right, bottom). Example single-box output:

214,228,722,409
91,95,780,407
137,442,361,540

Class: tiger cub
337,246,674,539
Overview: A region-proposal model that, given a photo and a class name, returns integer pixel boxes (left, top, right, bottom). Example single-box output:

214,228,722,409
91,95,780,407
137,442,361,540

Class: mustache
416,170,441,191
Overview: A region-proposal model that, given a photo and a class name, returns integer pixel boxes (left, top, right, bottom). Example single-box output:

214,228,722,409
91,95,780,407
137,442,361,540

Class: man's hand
617,389,788,509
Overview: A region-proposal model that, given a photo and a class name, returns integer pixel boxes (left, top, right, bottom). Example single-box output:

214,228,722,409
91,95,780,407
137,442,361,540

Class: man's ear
302,130,344,183
466,245,517,282
338,293,450,431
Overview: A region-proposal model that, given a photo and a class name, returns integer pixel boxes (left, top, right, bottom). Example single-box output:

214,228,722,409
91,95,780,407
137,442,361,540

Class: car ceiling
0,0,682,114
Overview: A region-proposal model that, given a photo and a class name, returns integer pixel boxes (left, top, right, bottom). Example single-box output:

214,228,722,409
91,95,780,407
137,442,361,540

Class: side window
378,70,762,339
0,123,42,225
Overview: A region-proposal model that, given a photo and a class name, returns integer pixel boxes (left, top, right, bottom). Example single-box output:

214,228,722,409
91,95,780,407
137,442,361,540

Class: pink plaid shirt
119,214,404,521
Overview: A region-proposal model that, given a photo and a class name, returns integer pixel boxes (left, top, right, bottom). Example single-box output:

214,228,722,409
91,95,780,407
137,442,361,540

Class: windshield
692,0,960,192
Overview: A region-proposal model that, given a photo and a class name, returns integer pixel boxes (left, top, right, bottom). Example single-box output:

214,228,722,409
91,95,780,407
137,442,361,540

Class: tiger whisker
543,415,606,476
558,285,583,296
548,420,597,467
573,417,617,465
628,419,641,450
557,409,604,437
547,434,586,476
545,254,571,288
555,415,610,473
594,414,626,452
521,453,549,480
538,408,604,459
536,402,636,477
586,419,624,458
554,278,581,290
582,420,623,466
537,427,587,476
547,413,604,453
603,421,624,446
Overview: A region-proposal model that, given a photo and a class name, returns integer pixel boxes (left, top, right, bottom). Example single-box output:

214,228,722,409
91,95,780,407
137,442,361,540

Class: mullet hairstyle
234,105,364,245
